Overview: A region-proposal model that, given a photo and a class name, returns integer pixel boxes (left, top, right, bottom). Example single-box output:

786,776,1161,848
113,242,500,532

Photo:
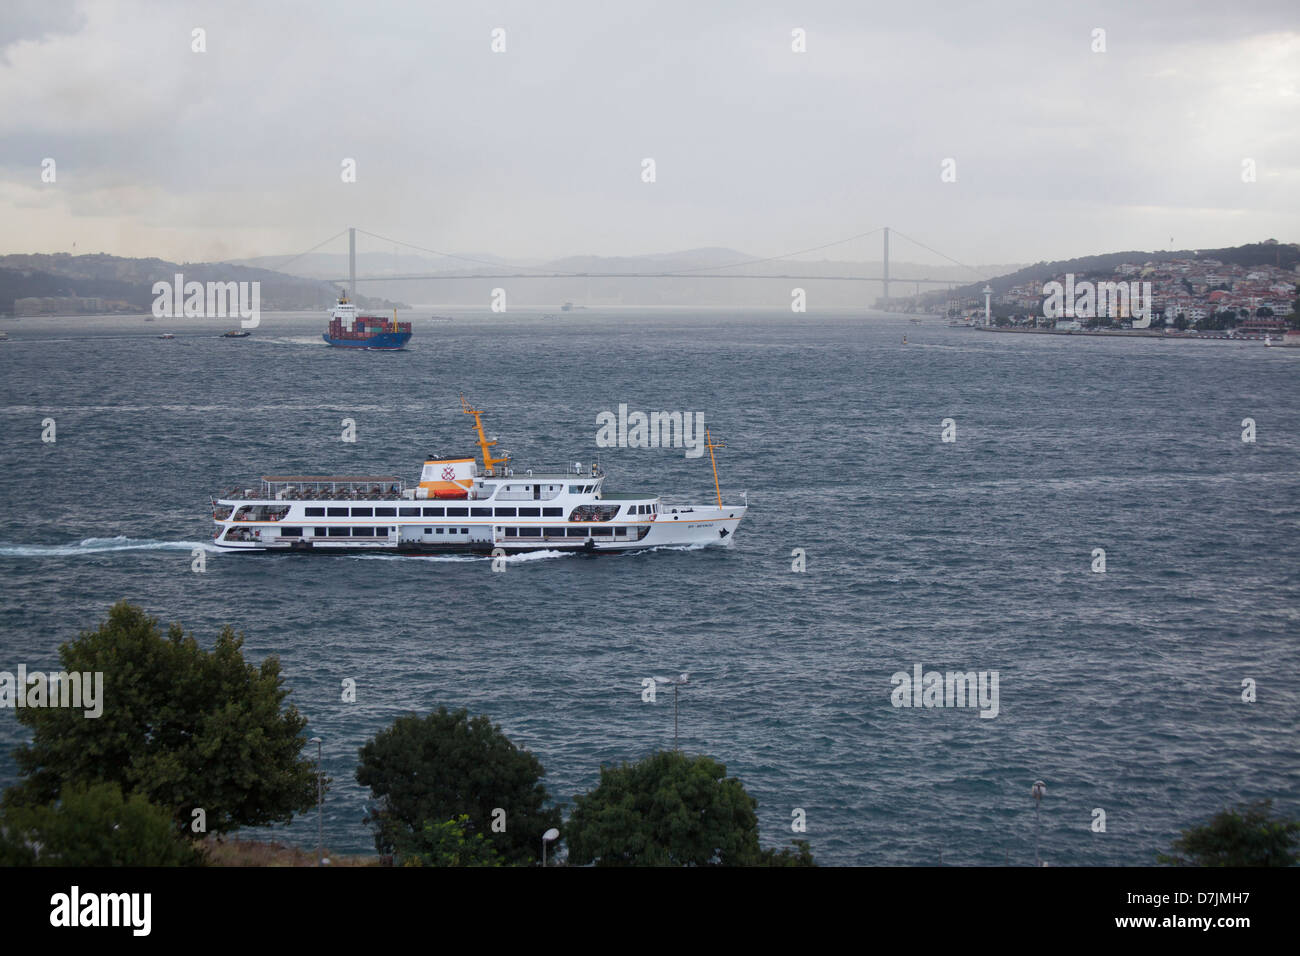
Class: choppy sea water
0,309,1297,866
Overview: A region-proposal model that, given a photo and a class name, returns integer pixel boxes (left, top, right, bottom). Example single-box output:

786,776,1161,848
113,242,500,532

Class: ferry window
542,507,563,517
327,527,349,536
424,528,433,534
400,508,420,516
518,507,540,517
546,527,566,536
352,527,374,537
375,507,396,517
446,507,468,517
567,528,587,537
279,527,303,537
494,507,516,517
592,527,613,536
434,528,443,534
423,507,444,517
520,528,541,537
471,507,492,517
305,507,325,517
585,485,594,492
314,528,327,536
460,528,469,534
351,507,373,517
568,485,582,493
327,507,348,517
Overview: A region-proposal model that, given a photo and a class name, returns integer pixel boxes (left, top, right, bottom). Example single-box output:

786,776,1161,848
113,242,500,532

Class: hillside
0,253,405,316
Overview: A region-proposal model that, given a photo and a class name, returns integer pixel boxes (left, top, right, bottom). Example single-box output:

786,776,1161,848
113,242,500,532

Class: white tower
983,285,993,325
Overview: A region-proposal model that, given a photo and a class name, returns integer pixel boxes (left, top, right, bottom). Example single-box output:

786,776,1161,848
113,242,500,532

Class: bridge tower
349,227,356,300
882,226,890,304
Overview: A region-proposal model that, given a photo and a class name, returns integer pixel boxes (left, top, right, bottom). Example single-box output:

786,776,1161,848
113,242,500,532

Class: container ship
209,398,747,555
323,293,411,349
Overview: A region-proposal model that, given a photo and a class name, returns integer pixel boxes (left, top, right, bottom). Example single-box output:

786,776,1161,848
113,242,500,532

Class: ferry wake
209,399,747,555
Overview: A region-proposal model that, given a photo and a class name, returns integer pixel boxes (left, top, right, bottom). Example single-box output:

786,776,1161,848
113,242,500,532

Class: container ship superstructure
323,293,412,349
209,399,747,554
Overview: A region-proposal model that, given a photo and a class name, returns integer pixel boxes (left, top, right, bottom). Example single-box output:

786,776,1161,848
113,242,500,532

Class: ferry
323,293,412,349
209,399,747,555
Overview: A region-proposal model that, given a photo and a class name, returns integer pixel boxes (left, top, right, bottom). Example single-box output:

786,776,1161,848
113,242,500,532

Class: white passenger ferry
210,399,747,554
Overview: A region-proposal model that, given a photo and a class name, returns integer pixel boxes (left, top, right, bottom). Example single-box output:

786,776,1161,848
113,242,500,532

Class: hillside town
937,254,1298,336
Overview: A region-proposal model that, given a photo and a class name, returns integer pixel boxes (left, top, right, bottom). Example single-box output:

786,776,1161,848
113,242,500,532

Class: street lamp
656,673,690,750
1031,780,1046,867
542,827,559,867
310,737,323,867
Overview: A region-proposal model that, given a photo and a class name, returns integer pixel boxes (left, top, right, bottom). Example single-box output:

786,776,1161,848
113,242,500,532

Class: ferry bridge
268,226,992,304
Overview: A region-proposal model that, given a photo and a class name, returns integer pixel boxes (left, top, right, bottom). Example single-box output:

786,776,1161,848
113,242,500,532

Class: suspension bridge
266,226,992,304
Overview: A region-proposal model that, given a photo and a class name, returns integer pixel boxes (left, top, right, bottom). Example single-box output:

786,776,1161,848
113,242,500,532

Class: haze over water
1,310,1297,865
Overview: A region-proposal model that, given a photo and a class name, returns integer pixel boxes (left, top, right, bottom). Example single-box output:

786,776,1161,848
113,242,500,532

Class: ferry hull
212,505,746,556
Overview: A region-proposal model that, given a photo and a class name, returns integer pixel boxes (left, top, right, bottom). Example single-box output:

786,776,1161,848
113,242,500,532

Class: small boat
0,331,9,341
159,332,176,339
428,315,455,322
222,330,251,338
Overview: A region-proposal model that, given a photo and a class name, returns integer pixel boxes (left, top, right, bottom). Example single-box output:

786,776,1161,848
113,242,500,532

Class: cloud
0,0,1295,265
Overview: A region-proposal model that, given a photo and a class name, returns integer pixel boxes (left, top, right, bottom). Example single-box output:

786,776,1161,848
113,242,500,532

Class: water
1,310,1297,866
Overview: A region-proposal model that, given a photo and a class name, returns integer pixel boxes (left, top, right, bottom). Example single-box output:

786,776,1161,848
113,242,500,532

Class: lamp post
542,827,559,867
1031,780,1046,867
657,673,689,750
311,737,323,867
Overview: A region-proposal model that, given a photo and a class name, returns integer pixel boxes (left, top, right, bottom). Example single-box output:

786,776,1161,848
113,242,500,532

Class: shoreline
973,326,1292,344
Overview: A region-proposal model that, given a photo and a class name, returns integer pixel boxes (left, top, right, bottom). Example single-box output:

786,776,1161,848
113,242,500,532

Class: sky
0,0,1296,270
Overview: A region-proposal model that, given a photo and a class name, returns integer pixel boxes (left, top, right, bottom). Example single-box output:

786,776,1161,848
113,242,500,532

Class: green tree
356,707,559,865
398,814,506,867
566,750,814,866
1158,799,1300,867
0,781,202,866
761,839,817,866
6,601,319,837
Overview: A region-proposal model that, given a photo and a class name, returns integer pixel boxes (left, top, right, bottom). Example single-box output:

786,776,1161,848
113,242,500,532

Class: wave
0,536,221,557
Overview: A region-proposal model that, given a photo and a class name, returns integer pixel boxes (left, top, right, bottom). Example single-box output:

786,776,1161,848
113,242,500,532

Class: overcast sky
0,0,1296,270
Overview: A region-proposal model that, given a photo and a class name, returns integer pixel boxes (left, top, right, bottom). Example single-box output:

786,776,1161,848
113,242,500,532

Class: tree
356,707,559,864
6,601,319,837
566,750,814,866
1158,799,1300,867
0,781,202,866
398,815,507,867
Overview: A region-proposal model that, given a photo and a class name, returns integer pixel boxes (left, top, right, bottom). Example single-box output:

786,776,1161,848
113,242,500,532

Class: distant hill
0,253,405,316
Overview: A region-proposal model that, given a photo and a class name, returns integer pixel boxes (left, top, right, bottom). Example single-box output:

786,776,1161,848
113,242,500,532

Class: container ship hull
321,331,412,350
